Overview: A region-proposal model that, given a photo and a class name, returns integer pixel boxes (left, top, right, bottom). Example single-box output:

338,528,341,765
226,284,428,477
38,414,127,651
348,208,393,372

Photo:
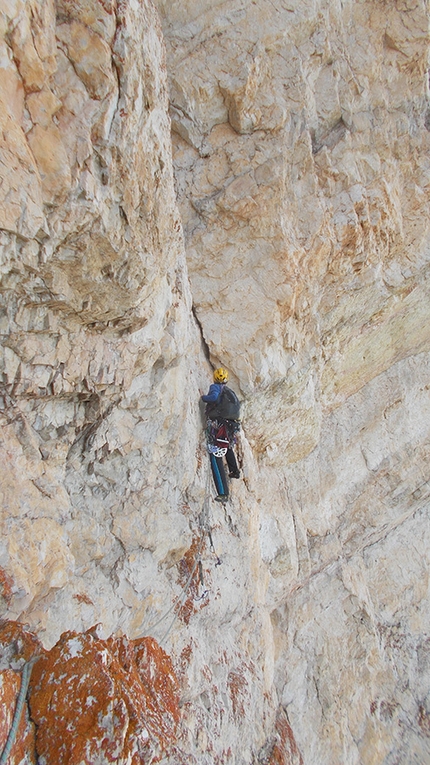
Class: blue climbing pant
210,453,228,498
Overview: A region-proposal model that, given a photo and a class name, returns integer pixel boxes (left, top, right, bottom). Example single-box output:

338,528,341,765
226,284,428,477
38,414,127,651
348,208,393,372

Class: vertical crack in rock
191,303,212,365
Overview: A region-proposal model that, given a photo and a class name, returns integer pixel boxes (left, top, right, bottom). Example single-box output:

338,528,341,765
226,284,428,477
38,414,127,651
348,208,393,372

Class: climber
201,367,241,503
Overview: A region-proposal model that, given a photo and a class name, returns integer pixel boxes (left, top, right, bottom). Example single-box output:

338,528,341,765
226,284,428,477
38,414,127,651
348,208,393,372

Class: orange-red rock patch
0,668,37,765
0,620,42,663
265,707,303,765
0,621,181,765
29,628,181,764
0,567,14,605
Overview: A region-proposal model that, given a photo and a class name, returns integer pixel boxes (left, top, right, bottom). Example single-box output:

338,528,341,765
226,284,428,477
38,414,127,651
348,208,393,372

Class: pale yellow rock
27,123,72,202
158,0,430,468
0,102,44,238
321,280,430,406
26,87,62,127
56,21,116,100
56,0,117,42
155,1,430,762
0,39,25,123
7,517,73,600
9,0,57,91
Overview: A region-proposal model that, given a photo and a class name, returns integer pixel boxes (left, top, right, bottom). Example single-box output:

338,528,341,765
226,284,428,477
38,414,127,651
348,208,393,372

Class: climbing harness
205,417,241,500
0,656,40,765
206,419,238,455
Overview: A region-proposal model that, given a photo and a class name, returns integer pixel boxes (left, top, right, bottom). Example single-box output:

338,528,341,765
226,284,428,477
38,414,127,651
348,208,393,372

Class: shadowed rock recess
0,0,429,763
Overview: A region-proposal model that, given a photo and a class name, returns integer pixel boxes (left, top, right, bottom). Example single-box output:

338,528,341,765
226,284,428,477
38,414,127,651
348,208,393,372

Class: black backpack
207,386,241,420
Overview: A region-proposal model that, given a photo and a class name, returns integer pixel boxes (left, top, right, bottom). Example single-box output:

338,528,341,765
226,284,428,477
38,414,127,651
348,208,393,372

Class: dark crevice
191,304,212,365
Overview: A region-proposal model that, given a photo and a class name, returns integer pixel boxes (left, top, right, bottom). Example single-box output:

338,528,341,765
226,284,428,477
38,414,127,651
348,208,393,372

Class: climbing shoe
229,471,240,479
215,494,228,503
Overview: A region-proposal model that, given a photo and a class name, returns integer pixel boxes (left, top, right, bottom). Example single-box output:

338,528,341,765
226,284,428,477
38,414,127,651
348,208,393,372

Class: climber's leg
210,453,229,499
226,448,240,478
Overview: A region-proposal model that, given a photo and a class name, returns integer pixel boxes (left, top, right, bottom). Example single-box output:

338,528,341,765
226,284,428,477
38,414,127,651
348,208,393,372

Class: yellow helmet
213,367,229,384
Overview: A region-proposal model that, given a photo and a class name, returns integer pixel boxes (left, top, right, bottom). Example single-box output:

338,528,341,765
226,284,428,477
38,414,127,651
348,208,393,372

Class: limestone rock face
0,1,429,764
155,1,430,762
0,2,284,762
0,0,201,643
157,0,430,464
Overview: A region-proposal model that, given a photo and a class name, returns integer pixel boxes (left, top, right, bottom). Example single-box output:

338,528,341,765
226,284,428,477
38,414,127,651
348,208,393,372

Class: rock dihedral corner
2,1,430,764
0,1,283,762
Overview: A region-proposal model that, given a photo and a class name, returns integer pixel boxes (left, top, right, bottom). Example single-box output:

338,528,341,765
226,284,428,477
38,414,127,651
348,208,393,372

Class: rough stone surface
0,622,41,765
158,0,430,463
0,622,182,764
0,0,202,645
0,1,429,764
29,629,181,764
0,669,36,765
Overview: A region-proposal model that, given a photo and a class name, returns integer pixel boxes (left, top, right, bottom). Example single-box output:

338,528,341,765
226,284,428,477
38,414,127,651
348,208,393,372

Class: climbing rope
157,532,207,645
140,456,221,643
139,544,201,642
199,455,222,564
0,657,39,765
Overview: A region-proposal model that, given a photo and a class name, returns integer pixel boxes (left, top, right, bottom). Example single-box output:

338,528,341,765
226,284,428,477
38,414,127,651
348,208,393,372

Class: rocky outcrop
0,0,202,644
0,621,181,764
155,3,430,759
158,0,430,463
1,1,283,762
1,1,429,764
30,630,181,764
